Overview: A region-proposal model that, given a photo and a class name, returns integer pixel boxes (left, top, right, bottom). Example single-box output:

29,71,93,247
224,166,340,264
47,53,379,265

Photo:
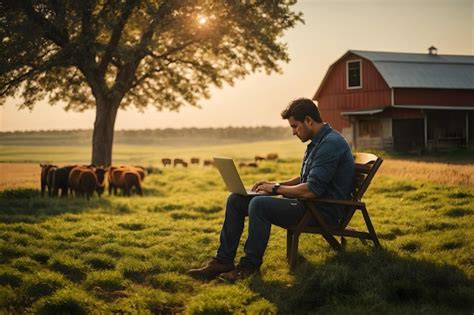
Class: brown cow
133,168,146,181
107,166,117,195
173,159,188,167
119,170,142,196
191,157,200,165
68,167,82,195
77,169,98,200
203,159,214,167
145,166,161,174
109,167,126,196
95,166,107,197
266,153,279,160
238,162,258,168
40,164,57,197
162,158,172,167
67,166,98,199
255,155,266,162
46,166,58,197
52,165,76,197
108,167,142,196
68,165,94,196
119,165,146,181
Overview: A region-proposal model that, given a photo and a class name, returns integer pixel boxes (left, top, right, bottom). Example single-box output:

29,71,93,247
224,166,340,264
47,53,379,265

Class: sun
198,15,207,25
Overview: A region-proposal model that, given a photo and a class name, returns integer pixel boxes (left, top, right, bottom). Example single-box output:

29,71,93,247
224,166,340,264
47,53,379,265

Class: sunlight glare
198,15,207,25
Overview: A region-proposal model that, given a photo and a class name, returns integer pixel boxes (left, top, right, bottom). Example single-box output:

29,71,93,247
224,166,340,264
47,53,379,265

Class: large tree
0,0,302,166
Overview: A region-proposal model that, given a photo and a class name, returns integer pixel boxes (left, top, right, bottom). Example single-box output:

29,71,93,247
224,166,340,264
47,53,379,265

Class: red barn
313,48,474,151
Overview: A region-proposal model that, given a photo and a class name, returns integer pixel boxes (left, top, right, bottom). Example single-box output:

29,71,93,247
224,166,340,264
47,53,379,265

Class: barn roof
314,50,474,99
352,50,474,90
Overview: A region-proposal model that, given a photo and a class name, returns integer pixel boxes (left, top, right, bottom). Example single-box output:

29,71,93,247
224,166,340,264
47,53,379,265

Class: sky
1,0,473,132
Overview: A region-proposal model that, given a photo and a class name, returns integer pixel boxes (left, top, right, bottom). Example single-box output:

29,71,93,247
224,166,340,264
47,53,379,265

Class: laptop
213,157,265,196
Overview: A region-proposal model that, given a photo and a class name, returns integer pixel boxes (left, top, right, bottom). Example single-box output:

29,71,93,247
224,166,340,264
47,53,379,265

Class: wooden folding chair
286,152,383,271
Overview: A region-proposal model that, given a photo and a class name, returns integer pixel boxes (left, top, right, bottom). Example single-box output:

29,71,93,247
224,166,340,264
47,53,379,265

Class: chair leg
290,232,300,272
286,230,293,262
322,234,342,251
341,236,347,248
361,206,381,248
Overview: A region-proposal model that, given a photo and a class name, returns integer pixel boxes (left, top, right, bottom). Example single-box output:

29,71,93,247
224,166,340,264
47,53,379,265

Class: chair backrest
352,152,383,201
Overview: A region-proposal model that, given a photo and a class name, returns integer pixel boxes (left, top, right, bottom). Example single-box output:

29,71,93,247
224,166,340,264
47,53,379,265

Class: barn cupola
428,46,438,55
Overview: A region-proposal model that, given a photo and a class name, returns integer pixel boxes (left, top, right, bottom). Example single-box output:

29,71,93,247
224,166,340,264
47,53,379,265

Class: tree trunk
91,99,119,166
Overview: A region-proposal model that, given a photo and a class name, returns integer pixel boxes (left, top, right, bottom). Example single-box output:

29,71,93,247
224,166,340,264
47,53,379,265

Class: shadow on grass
249,249,474,314
0,188,114,223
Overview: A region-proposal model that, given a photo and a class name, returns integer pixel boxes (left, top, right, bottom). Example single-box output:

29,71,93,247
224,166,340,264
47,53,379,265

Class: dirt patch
0,163,39,190
379,159,474,186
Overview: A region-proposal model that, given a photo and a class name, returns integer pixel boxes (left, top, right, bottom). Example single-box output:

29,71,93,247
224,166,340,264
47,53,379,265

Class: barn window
359,119,380,137
347,60,362,88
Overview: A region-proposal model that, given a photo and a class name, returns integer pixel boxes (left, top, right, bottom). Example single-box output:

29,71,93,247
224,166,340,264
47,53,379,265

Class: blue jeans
216,193,320,268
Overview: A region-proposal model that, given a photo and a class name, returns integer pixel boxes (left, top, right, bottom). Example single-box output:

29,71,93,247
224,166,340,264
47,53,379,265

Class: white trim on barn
346,59,363,89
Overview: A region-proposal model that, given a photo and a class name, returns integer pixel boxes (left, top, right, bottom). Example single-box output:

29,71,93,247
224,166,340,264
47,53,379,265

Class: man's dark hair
281,98,323,123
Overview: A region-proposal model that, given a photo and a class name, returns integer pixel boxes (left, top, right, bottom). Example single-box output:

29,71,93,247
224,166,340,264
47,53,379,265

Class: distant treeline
0,127,293,146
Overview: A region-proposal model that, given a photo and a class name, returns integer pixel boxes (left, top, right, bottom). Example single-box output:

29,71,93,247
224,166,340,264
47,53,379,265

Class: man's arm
281,176,301,186
255,137,346,199
255,182,315,199
251,176,300,191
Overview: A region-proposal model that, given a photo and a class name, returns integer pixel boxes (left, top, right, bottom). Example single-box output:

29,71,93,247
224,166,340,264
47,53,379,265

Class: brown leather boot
218,263,260,283
187,258,235,281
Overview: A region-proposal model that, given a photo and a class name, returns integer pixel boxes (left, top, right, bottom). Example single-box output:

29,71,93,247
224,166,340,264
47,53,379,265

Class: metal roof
350,50,474,89
350,50,474,64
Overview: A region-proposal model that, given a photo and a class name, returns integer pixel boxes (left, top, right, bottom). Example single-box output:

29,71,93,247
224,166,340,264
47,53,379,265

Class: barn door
392,119,424,151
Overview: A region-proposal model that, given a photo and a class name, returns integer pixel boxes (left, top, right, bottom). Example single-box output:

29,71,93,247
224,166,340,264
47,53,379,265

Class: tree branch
0,47,74,97
132,0,174,59
98,0,139,76
21,0,69,47
80,0,93,38
130,67,163,90
145,39,199,62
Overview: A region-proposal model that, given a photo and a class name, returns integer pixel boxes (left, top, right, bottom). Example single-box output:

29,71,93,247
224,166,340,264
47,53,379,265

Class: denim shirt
300,123,355,225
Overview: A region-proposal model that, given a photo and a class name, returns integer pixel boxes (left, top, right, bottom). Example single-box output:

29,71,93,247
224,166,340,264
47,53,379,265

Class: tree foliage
0,0,303,112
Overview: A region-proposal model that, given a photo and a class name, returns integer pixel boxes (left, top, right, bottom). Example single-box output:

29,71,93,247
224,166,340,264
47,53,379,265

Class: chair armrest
300,198,365,208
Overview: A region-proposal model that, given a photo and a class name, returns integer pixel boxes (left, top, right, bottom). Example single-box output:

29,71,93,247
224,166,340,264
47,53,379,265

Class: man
187,98,355,283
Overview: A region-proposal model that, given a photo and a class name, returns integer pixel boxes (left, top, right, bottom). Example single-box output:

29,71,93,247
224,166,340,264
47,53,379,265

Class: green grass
0,158,473,313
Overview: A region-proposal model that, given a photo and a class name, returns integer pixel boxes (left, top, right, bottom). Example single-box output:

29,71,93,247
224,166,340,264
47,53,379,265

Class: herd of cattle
161,153,279,168
39,153,279,200
39,164,146,200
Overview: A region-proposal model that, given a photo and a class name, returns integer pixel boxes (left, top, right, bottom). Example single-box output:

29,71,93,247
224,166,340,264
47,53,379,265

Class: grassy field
0,141,473,314
0,140,306,165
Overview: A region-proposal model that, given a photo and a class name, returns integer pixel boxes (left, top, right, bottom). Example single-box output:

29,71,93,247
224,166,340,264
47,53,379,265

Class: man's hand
251,180,274,192
254,183,274,194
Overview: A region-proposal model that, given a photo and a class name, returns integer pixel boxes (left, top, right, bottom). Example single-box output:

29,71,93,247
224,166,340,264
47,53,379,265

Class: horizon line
0,124,291,134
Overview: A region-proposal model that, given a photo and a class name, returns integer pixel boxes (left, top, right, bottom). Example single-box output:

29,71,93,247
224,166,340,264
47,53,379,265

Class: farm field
1,139,473,188
0,140,306,165
0,141,473,314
